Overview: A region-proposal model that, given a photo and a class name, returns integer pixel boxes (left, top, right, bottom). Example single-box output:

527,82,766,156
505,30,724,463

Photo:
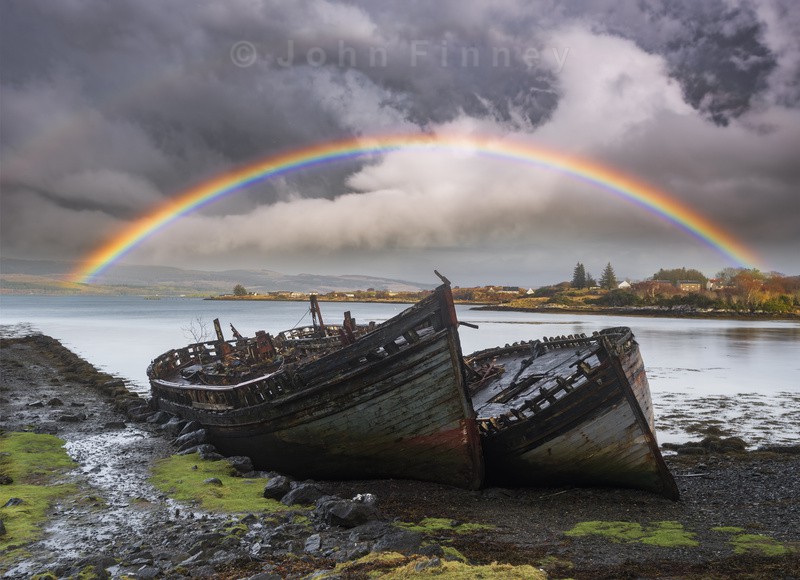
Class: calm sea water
2,295,798,444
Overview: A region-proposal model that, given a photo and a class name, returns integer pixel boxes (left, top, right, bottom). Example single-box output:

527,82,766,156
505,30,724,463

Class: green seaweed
395,517,495,535
711,526,746,534
376,558,547,579
440,545,468,563
712,527,792,556
317,552,546,579
729,534,791,556
640,521,699,548
0,432,78,565
149,452,294,514
565,520,698,548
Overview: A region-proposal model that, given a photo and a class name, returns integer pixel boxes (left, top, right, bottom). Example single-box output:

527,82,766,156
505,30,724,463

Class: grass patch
149,452,293,514
319,552,546,579
712,527,792,556
0,432,78,565
380,558,546,579
565,520,698,548
396,517,496,535
711,526,746,534
440,545,468,563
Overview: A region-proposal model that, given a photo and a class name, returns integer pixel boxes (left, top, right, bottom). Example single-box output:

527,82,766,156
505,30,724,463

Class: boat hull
473,330,679,499
150,285,484,489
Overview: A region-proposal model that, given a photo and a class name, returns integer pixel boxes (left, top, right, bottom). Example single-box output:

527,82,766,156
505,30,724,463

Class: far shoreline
472,304,800,322
205,295,800,322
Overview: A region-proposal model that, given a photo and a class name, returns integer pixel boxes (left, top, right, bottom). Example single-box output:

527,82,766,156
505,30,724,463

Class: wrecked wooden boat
148,281,484,489
467,327,679,499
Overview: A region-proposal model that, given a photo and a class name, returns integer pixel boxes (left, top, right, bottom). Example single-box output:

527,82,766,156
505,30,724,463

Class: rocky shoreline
1,334,798,579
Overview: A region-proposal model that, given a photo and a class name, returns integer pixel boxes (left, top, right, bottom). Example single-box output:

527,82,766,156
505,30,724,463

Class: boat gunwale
148,284,480,422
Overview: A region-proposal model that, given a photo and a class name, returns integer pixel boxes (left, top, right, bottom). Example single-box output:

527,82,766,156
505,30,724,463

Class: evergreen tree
600,262,618,289
233,284,248,296
571,262,587,289
586,273,597,288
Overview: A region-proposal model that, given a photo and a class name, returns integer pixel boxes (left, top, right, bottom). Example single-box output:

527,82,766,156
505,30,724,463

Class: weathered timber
467,327,679,499
148,283,484,489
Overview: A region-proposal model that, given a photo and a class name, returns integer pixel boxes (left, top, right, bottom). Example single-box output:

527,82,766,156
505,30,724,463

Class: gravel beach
1,333,798,579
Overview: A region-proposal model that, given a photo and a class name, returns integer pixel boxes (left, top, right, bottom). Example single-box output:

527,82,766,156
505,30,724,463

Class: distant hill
0,258,435,295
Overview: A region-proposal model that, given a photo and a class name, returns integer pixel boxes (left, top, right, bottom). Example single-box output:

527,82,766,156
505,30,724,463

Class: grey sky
1,0,798,286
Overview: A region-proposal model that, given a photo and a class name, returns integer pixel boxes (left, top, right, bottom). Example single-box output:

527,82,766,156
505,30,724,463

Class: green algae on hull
565,520,699,548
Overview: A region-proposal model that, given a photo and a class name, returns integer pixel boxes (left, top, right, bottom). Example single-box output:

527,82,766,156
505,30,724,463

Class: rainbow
70,133,761,283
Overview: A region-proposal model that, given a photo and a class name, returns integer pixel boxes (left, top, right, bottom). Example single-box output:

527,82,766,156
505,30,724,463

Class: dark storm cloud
1,0,798,280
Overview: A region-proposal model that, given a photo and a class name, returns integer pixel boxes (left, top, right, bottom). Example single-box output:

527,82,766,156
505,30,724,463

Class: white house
617,280,632,289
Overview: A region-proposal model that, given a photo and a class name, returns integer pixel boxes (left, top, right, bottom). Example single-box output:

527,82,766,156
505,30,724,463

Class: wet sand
1,334,798,579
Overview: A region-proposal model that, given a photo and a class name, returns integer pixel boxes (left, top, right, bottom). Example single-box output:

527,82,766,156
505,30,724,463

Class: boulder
263,476,292,500
175,429,208,451
226,455,254,475
304,533,322,553
134,565,160,579
178,443,218,457
115,397,145,413
315,497,380,528
199,449,224,461
352,493,377,506
46,397,64,406
203,478,223,486
348,521,394,543
127,405,152,421
146,411,172,425
280,483,324,506
178,420,202,437
178,551,205,567
58,413,86,423
348,521,423,555
160,417,188,436
372,528,423,555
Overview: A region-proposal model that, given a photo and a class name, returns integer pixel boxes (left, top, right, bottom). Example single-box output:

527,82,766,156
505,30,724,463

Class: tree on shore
571,263,587,289
182,316,211,342
586,272,597,288
233,284,248,296
653,267,707,284
600,262,618,289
